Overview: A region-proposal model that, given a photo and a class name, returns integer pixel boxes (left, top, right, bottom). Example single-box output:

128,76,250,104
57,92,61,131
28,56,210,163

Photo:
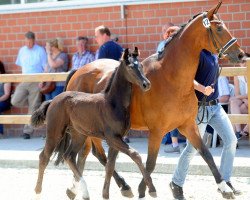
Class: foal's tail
63,69,77,91
30,100,52,127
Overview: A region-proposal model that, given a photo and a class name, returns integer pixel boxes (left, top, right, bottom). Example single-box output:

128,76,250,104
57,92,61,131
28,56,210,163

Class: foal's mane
104,64,119,93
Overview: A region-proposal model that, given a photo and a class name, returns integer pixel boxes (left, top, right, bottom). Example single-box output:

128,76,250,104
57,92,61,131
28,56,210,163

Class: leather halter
202,12,237,59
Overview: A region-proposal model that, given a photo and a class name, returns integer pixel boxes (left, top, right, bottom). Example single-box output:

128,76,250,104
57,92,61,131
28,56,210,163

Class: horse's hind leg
179,122,234,199
106,134,156,198
102,147,119,200
91,138,133,198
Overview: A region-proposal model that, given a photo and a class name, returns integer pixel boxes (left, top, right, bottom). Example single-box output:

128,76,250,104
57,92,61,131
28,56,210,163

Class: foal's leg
34,129,65,199
105,134,156,198
91,138,133,197
66,133,91,200
179,121,234,199
138,128,163,199
64,151,90,200
102,147,119,200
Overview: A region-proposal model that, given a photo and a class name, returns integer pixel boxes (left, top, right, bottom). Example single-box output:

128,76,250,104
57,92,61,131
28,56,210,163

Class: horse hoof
221,192,235,199
121,188,134,198
149,191,157,198
66,188,76,200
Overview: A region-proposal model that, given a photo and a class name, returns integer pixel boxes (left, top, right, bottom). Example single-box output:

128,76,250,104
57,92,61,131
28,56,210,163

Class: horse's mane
104,65,119,93
158,12,203,60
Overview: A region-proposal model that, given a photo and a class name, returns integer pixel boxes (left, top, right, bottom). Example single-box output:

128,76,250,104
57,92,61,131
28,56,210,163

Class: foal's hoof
66,188,76,200
148,191,157,198
121,187,134,198
221,192,235,199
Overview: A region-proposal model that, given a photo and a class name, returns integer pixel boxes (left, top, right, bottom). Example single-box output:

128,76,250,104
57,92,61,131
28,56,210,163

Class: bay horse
64,1,244,199
31,47,154,200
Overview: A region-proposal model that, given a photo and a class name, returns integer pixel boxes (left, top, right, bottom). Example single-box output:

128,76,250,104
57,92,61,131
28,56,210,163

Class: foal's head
121,47,151,91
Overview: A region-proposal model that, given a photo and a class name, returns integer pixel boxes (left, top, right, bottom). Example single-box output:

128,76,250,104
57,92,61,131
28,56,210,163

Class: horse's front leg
102,147,119,200
178,121,234,199
138,128,162,199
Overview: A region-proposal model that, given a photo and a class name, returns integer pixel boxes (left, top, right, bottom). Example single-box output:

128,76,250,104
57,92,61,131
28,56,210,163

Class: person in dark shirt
169,49,241,200
94,25,123,61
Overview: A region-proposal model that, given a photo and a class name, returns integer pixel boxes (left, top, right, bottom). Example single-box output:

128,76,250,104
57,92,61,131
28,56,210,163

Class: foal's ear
122,48,130,61
207,0,222,19
132,47,139,57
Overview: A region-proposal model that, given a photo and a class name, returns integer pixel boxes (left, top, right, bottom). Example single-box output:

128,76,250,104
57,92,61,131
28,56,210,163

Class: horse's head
200,1,244,62
121,47,151,91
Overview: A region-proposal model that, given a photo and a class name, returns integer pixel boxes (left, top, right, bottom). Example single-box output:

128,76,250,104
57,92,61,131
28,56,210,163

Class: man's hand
204,86,214,96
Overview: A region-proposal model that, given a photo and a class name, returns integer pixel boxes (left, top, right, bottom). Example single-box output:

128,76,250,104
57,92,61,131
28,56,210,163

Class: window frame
0,0,198,14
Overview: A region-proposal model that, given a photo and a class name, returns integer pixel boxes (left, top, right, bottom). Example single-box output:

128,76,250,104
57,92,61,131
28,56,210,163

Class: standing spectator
230,53,250,139
156,22,179,53
11,31,47,139
0,61,11,138
71,36,95,70
169,49,241,200
94,25,123,60
40,38,69,101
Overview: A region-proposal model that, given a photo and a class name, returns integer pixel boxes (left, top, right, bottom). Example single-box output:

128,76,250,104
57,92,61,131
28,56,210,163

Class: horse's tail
54,128,73,166
30,100,52,127
63,69,77,91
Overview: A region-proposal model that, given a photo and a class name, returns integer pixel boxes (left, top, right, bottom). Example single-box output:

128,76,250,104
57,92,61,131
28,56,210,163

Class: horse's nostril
238,52,244,60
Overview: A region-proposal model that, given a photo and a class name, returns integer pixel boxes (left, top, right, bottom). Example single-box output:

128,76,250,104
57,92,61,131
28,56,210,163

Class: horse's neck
106,64,132,110
162,20,207,86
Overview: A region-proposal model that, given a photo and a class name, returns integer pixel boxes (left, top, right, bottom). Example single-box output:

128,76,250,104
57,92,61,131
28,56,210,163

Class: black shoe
226,181,242,196
23,133,30,139
169,181,186,200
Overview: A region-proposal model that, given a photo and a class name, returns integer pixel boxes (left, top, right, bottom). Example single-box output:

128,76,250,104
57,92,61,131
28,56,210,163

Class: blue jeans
44,86,64,101
0,99,11,134
172,104,237,186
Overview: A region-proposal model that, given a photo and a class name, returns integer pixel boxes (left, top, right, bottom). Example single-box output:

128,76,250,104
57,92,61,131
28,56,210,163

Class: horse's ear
207,0,222,19
122,48,130,61
133,47,140,57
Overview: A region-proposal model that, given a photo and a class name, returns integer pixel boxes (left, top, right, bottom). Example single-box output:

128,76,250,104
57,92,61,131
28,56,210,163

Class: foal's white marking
33,193,41,200
68,178,77,195
75,178,89,200
218,181,232,193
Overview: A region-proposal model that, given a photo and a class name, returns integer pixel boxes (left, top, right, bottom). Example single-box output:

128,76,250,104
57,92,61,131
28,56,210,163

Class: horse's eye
217,25,223,32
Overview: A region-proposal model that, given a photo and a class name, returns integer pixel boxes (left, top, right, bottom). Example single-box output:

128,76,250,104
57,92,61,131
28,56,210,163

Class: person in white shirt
11,31,47,139
230,54,250,139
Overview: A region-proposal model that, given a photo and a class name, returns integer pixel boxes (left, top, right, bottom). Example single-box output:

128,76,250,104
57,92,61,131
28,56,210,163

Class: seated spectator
40,38,69,101
0,61,11,138
71,36,95,70
11,31,47,139
230,53,250,139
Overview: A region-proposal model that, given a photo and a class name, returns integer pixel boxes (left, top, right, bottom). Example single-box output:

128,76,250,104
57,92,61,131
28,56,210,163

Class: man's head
25,31,35,49
95,25,111,47
162,22,174,40
76,36,88,54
